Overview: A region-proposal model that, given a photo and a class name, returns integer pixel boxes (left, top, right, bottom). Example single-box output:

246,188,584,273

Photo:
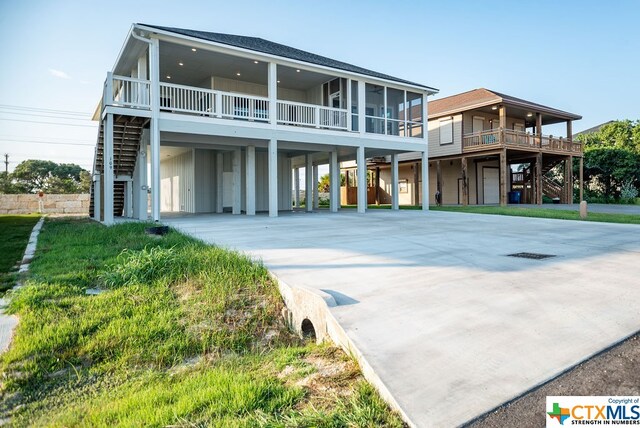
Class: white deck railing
277,100,348,130
104,75,367,132
107,74,151,108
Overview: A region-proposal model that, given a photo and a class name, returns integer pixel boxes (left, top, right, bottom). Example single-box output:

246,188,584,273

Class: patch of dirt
467,332,640,428
279,347,361,410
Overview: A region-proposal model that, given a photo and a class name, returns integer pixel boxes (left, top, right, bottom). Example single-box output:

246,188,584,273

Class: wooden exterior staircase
89,116,148,219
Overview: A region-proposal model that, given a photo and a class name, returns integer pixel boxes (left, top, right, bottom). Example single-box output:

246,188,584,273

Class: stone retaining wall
0,194,90,215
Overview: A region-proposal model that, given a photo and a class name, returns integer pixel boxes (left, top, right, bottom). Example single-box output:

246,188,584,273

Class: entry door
483,168,499,204
473,117,484,133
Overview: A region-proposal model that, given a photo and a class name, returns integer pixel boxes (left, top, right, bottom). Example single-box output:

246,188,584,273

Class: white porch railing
107,74,151,108
277,100,348,130
220,92,269,121
159,82,215,116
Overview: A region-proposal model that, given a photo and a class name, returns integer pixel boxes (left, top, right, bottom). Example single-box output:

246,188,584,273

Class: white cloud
49,69,71,79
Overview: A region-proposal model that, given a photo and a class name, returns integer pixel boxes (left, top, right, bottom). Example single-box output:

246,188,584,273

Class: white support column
421,151,429,211
305,154,313,212
346,79,352,131
103,114,114,225
125,181,133,218
268,63,277,127
312,164,319,209
268,138,278,217
232,148,241,215
137,52,148,105
358,80,366,134
357,146,367,213
329,151,339,212
391,153,399,210
294,167,300,208
134,128,148,220
93,174,101,221
246,145,256,215
149,37,161,222
215,152,223,213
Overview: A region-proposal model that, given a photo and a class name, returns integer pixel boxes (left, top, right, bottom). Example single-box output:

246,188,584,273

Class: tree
318,174,330,192
10,159,90,194
0,171,18,194
583,147,640,200
576,120,640,201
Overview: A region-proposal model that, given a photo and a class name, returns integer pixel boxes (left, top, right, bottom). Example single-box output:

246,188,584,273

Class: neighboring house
572,120,615,140
355,88,583,206
90,24,438,224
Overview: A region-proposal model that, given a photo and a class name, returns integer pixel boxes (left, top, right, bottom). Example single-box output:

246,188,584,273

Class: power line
0,118,96,128
0,134,95,143
0,104,92,116
0,111,93,121
0,139,95,147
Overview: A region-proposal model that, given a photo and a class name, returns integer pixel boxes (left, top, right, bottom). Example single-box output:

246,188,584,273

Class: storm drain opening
301,318,316,340
507,252,556,260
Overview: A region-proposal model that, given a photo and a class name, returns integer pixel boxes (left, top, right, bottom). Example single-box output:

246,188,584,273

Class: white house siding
210,76,319,104
428,114,463,157
194,149,217,213
160,150,195,213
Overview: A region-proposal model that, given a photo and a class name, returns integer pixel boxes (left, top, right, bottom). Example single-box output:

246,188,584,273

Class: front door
483,167,499,204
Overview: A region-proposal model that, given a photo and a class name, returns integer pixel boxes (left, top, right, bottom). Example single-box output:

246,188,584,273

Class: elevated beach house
90,24,438,223
353,89,582,206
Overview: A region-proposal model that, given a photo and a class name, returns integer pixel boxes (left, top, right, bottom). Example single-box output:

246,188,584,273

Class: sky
0,0,638,173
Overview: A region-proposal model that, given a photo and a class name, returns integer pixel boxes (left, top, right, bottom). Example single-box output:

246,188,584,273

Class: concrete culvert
301,318,316,340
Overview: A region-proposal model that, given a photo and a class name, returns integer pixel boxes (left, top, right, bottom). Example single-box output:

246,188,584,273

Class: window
439,117,453,145
365,83,385,134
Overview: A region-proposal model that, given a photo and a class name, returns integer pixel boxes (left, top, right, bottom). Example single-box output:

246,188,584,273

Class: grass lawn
0,215,41,293
0,218,403,427
341,204,640,224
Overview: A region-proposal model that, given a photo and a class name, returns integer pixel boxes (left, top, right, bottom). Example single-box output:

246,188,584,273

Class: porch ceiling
159,41,335,91
472,104,571,127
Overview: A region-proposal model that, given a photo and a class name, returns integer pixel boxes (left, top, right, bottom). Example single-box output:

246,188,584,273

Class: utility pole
3,154,8,174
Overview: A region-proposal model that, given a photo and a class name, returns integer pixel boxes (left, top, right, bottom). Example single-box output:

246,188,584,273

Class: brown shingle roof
429,88,581,120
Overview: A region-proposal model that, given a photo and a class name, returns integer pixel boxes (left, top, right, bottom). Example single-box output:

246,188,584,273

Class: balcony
105,74,350,132
462,128,581,154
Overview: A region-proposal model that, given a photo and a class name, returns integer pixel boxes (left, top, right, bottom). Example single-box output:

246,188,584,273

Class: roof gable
139,24,437,91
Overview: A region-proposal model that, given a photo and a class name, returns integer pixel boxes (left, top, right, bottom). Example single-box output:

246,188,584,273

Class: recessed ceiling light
166,75,171,79
296,69,300,73
491,105,498,110
178,62,184,66
527,112,533,117
236,72,241,76
277,80,280,83
191,48,197,52
254,60,259,64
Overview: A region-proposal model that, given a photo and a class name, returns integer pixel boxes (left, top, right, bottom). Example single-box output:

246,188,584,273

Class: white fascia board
134,24,437,94
111,25,138,74
158,115,428,152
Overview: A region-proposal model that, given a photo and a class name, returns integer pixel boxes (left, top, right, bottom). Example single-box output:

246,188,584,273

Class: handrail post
215,92,222,118
315,105,320,128
105,72,114,106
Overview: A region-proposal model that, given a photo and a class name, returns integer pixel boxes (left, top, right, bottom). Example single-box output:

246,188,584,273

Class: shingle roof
573,120,614,138
138,24,437,92
429,88,581,120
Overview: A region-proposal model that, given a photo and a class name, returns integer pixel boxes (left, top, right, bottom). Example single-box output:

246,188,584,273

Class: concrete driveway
164,210,640,427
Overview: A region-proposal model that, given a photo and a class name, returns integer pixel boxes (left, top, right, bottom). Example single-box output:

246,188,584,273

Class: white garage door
483,168,499,204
